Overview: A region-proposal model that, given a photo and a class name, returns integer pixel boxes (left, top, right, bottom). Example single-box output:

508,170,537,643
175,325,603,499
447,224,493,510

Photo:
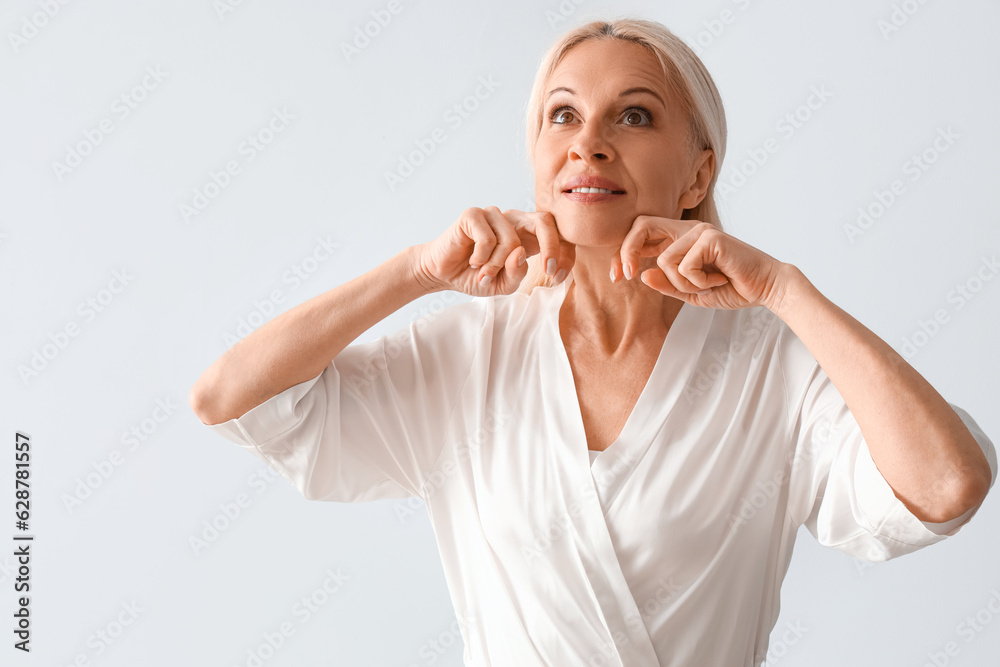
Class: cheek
634,163,682,204
532,158,561,199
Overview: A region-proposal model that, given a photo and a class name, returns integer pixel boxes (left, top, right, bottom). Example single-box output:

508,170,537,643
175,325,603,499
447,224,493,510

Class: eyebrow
544,86,666,106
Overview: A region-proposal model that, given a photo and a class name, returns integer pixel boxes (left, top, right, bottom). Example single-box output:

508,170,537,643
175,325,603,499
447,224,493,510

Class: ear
678,148,715,211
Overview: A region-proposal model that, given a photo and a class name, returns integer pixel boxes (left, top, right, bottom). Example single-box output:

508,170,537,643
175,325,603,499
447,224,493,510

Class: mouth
562,186,626,203
564,187,626,194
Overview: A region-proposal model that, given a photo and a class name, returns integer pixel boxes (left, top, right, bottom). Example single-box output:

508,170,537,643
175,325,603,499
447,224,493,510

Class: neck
561,245,683,355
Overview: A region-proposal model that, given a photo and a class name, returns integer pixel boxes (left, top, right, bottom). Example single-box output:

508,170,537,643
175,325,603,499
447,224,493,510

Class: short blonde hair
518,17,728,296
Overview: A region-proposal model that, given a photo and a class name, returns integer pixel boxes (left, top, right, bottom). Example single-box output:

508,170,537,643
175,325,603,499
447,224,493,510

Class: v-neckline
548,272,715,480
550,271,696,462
533,271,716,663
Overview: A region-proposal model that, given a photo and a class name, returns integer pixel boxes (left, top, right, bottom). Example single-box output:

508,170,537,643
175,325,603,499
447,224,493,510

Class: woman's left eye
621,107,652,126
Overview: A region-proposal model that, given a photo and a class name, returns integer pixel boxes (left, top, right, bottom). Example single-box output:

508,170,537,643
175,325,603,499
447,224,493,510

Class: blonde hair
517,17,728,296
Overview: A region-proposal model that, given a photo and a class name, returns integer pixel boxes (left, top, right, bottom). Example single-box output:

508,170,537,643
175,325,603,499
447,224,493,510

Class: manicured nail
546,258,557,276
554,268,567,284
624,262,633,280
609,267,617,283
697,289,711,295
518,251,526,267
480,274,493,287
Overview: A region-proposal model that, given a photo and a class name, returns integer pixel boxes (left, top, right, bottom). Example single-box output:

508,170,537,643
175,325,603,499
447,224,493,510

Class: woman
191,18,996,666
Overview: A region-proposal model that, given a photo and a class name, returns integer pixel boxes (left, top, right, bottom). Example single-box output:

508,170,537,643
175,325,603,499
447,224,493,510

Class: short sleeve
206,296,490,502
785,359,997,562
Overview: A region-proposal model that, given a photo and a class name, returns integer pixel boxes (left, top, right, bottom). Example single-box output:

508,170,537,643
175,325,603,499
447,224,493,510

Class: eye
549,106,576,124
621,106,653,126
547,104,653,126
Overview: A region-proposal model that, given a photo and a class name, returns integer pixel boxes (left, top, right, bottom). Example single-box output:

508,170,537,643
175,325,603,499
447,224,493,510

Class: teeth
569,187,617,194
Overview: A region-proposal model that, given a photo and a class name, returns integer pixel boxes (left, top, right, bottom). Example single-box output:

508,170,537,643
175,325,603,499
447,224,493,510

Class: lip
561,175,627,204
562,191,624,204
562,175,627,193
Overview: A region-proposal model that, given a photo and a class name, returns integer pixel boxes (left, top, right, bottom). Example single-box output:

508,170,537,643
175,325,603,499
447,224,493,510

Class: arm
190,245,433,426
770,264,992,523
619,216,993,525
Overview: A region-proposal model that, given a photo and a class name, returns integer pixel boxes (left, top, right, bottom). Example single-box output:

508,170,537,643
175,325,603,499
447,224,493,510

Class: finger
508,209,573,283
530,211,563,279
465,208,497,269
618,220,651,281
609,253,623,283
495,244,529,293
639,268,692,301
619,215,689,281
657,224,710,293
640,268,717,304
477,206,522,285
553,238,576,284
501,208,541,257
677,231,731,290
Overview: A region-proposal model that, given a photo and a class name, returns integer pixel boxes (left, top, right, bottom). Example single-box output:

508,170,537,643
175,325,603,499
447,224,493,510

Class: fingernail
697,289,711,295
624,263,633,280
609,267,617,283
554,268,567,284
480,274,493,287
518,251,526,267
546,258,557,276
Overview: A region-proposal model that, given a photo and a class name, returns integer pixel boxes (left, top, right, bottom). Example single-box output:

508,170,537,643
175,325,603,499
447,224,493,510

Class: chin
551,210,633,247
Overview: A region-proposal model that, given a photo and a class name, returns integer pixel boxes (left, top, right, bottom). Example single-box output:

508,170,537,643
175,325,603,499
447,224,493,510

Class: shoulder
405,284,553,345
706,306,821,383
485,283,558,329
703,306,784,350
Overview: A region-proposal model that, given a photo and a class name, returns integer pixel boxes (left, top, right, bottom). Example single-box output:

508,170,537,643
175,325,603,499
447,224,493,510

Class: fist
413,206,576,296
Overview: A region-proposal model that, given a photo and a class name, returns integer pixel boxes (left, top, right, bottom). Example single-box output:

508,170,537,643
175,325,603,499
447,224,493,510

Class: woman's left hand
614,216,789,312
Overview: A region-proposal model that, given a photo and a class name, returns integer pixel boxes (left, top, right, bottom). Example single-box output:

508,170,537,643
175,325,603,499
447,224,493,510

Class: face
533,39,714,248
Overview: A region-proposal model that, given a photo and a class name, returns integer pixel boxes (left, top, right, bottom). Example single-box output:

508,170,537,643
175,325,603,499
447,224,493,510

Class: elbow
923,466,993,524
955,442,995,516
960,463,993,515
920,426,996,523
189,380,227,426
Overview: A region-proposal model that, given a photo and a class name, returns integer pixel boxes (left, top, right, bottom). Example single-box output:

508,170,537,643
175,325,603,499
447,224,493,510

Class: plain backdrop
2,1,998,665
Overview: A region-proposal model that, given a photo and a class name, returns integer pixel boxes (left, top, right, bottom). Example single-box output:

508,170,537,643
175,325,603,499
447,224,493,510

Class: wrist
765,263,812,319
406,244,443,296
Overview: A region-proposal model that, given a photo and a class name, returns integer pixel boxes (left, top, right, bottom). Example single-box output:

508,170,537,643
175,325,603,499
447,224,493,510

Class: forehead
546,39,669,98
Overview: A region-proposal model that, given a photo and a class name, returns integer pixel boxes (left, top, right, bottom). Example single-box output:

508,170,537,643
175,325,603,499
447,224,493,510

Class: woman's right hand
412,206,575,296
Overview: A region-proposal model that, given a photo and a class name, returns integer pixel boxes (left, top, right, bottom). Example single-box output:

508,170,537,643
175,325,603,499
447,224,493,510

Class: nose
568,122,614,163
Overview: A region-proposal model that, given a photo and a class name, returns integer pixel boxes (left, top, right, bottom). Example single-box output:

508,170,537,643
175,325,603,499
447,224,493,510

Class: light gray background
2,1,998,665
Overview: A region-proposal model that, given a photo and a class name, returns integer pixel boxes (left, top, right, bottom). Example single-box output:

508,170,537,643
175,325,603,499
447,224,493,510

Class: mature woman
191,18,996,666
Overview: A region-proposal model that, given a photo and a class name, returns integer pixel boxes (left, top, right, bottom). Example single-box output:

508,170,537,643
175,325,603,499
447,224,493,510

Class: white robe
207,271,997,666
